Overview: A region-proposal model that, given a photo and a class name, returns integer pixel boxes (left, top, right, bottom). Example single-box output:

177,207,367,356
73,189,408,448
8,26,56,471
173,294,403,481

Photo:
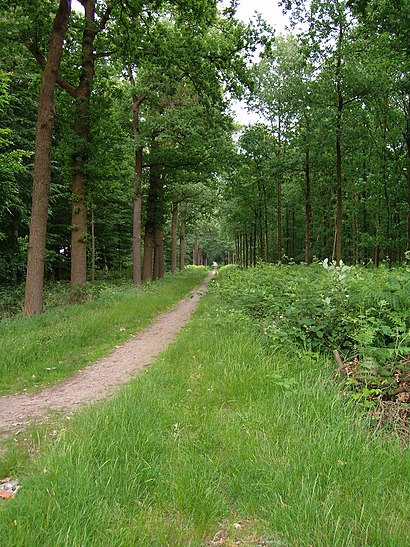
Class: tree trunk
179,220,185,271
153,229,164,279
277,180,282,261
142,162,162,281
171,202,178,273
406,96,410,252
352,192,358,265
90,204,95,285
258,217,263,261
253,221,257,266
142,232,154,281
24,0,71,316
262,181,269,261
129,81,146,285
335,22,344,264
193,243,199,265
305,147,311,264
335,100,343,264
70,0,96,292
133,191,142,284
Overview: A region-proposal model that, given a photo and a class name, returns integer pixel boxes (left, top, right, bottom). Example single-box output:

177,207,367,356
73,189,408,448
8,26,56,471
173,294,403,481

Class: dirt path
0,271,215,436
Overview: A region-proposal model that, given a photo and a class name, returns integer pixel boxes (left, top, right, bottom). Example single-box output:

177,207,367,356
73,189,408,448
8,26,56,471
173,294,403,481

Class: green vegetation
0,0,409,541
216,262,410,357
1,1,409,313
1,267,409,545
0,267,208,396
216,263,410,421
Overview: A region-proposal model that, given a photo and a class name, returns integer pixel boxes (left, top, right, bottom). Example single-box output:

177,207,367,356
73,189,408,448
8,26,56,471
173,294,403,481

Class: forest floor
0,271,215,437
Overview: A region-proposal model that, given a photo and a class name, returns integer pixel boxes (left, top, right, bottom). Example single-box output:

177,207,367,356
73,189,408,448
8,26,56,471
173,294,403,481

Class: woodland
0,0,408,316
0,1,409,543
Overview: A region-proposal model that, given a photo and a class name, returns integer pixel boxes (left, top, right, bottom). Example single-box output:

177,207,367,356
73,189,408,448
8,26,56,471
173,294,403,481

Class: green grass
0,268,208,395
1,283,408,545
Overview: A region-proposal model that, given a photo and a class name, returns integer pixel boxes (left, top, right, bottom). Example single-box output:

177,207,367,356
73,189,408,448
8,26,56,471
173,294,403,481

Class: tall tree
23,0,71,315
26,1,113,294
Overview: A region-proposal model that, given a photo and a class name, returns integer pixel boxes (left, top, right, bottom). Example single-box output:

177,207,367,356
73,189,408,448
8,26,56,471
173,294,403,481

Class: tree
23,0,71,315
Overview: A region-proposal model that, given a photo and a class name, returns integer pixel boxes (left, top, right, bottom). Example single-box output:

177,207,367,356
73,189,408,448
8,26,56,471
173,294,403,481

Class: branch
135,93,147,108
95,50,117,57
333,349,345,372
344,92,367,106
24,40,77,97
173,191,202,204
96,5,113,34
126,66,136,87
127,67,157,106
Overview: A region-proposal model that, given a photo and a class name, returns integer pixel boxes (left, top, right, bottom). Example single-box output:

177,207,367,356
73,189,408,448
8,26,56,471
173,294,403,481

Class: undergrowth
215,263,410,433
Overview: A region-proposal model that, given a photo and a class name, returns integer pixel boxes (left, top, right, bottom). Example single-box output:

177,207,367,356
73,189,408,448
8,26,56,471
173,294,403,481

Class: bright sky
234,0,289,33
228,1,290,124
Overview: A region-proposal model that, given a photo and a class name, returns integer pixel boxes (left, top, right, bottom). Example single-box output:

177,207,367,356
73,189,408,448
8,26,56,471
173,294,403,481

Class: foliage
215,263,410,414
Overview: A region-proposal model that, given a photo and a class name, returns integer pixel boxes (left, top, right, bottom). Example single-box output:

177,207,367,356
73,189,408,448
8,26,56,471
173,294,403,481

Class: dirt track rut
0,272,215,435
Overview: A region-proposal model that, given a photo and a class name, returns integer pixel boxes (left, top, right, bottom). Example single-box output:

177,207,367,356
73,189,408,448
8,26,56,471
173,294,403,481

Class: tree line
0,0,262,314
224,0,409,268
0,0,408,316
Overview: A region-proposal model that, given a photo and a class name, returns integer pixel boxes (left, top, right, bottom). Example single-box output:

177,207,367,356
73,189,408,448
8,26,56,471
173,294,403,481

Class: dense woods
0,0,409,314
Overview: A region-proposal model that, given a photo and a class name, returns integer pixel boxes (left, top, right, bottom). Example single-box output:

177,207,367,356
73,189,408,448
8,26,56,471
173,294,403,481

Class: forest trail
0,271,215,437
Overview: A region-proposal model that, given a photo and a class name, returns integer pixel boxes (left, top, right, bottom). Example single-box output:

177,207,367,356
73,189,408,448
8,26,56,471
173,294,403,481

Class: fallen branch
333,349,344,371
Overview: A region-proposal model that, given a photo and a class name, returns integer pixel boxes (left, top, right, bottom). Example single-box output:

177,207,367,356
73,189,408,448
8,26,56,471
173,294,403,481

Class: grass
0,267,209,396
1,279,409,545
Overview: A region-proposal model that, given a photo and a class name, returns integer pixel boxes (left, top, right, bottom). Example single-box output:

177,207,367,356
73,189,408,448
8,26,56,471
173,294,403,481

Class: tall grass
0,268,208,395
1,284,408,545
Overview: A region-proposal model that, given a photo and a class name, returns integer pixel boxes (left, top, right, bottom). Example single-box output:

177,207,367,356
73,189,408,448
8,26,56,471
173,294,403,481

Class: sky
228,1,290,124
234,0,289,33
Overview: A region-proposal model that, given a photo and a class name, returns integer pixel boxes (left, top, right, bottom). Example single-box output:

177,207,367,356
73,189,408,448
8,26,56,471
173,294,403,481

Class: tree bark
193,243,199,265
142,232,154,281
261,180,269,261
23,0,71,316
171,202,178,273
153,229,164,279
335,21,344,264
129,77,146,285
352,192,358,265
179,220,185,271
70,0,97,293
142,161,162,281
133,191,142,283
90,203,95,285
305,147,311,264
277,180,282,261
253,220,257,266
406,96,410,252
